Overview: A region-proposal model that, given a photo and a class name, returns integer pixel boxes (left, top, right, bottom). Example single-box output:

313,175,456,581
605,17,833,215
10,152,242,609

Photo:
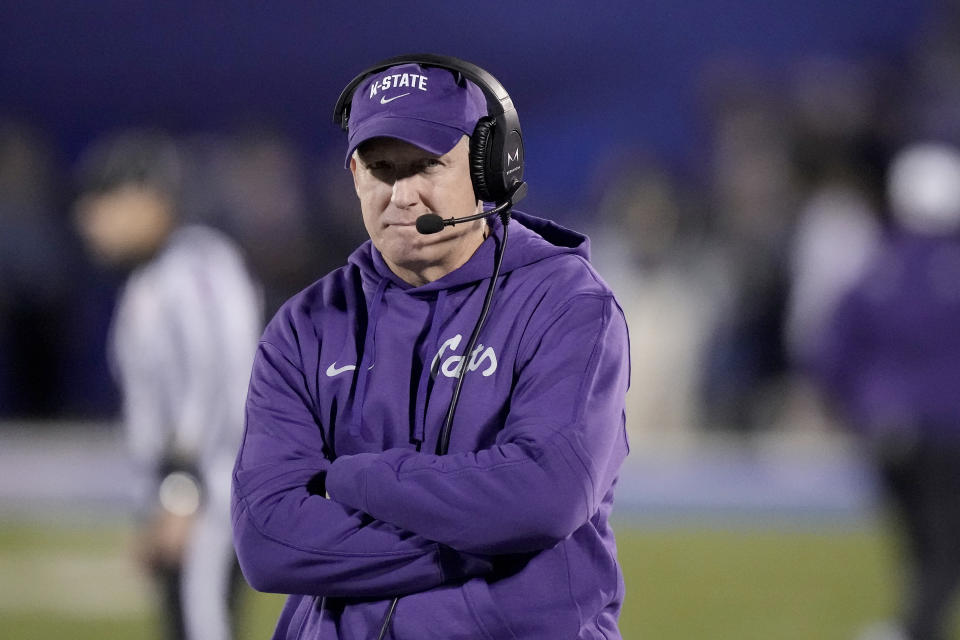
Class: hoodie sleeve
232,339,492,598
325,293,630,555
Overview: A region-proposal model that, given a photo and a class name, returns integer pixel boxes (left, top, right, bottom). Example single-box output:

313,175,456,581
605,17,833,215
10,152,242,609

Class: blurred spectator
0,119,72,417
779,56,892,432
697,86,800,434
73,129,263,640
589,156,719,448
784,184,881,373
810,142,960,640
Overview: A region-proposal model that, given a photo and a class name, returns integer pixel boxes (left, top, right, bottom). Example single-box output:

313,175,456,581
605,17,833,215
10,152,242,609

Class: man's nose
390,174,421,209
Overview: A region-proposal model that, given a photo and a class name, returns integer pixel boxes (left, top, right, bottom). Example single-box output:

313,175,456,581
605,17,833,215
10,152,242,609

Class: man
232,58,631,639
74,129,263,640
812,142,960,640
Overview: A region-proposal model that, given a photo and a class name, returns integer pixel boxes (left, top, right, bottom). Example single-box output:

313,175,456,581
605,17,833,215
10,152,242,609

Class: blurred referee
74,129,262,640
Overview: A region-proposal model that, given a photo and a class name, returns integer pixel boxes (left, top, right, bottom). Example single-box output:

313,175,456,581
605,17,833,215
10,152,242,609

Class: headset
333,53,527,205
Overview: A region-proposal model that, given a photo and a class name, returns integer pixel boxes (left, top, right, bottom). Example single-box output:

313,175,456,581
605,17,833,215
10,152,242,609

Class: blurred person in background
782,56,890,432
810,142,960,640
73,129,263,640
588,157,718,449
696,79,800,435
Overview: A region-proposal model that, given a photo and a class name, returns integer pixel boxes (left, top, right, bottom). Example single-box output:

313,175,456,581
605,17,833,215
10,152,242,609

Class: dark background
1,1,932,213
0,1,952,420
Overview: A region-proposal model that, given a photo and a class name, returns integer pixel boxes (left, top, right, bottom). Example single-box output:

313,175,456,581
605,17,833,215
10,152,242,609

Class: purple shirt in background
814,231,960,441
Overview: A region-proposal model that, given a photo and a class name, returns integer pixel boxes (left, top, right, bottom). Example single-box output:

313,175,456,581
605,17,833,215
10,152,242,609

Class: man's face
350,136,483,286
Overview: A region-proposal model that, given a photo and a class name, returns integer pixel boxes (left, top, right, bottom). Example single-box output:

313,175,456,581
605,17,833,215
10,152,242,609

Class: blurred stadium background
2,1,960,638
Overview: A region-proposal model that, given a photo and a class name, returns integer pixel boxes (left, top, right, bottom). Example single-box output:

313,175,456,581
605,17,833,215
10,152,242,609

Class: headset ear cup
470,117,499,202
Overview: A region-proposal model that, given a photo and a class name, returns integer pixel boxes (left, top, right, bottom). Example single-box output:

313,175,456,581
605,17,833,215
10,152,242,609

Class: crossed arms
232,294,629,598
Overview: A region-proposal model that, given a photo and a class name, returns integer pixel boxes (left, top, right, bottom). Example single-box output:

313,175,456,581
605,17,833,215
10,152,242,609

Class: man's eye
366,162,396,182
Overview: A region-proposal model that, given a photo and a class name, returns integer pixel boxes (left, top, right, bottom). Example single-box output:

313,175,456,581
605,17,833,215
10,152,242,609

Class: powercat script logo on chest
430,334,498,378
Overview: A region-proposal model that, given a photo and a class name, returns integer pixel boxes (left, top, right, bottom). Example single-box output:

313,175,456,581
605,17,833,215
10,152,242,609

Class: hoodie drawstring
351,278,389,441
412,289,447,446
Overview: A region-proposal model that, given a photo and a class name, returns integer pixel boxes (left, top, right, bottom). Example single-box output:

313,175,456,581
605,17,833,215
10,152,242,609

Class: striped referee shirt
109,225,263,510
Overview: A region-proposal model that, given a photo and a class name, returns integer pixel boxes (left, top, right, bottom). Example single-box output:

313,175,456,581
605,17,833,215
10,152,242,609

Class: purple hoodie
813,231,960,441
232,212,631,639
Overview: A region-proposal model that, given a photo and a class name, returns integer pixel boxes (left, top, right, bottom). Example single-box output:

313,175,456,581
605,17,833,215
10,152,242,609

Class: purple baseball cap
344,63,487,168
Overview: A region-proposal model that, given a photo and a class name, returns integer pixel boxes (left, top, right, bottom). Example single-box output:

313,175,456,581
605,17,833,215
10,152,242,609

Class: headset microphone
414,214,447,235
415,183,528,235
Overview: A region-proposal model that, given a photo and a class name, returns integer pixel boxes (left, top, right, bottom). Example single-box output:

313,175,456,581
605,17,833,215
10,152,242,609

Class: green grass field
0,517,956,639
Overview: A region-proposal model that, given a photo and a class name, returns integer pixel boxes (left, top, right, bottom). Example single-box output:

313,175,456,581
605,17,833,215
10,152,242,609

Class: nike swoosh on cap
380,92,411,104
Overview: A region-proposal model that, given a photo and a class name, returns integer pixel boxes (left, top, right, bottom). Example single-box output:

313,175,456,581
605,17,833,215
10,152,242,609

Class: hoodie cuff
437,545,494,582
326,453,380,512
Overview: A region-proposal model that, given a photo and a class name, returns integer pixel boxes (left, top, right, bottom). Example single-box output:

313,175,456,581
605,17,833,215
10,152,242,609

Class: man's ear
349,154,360,195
